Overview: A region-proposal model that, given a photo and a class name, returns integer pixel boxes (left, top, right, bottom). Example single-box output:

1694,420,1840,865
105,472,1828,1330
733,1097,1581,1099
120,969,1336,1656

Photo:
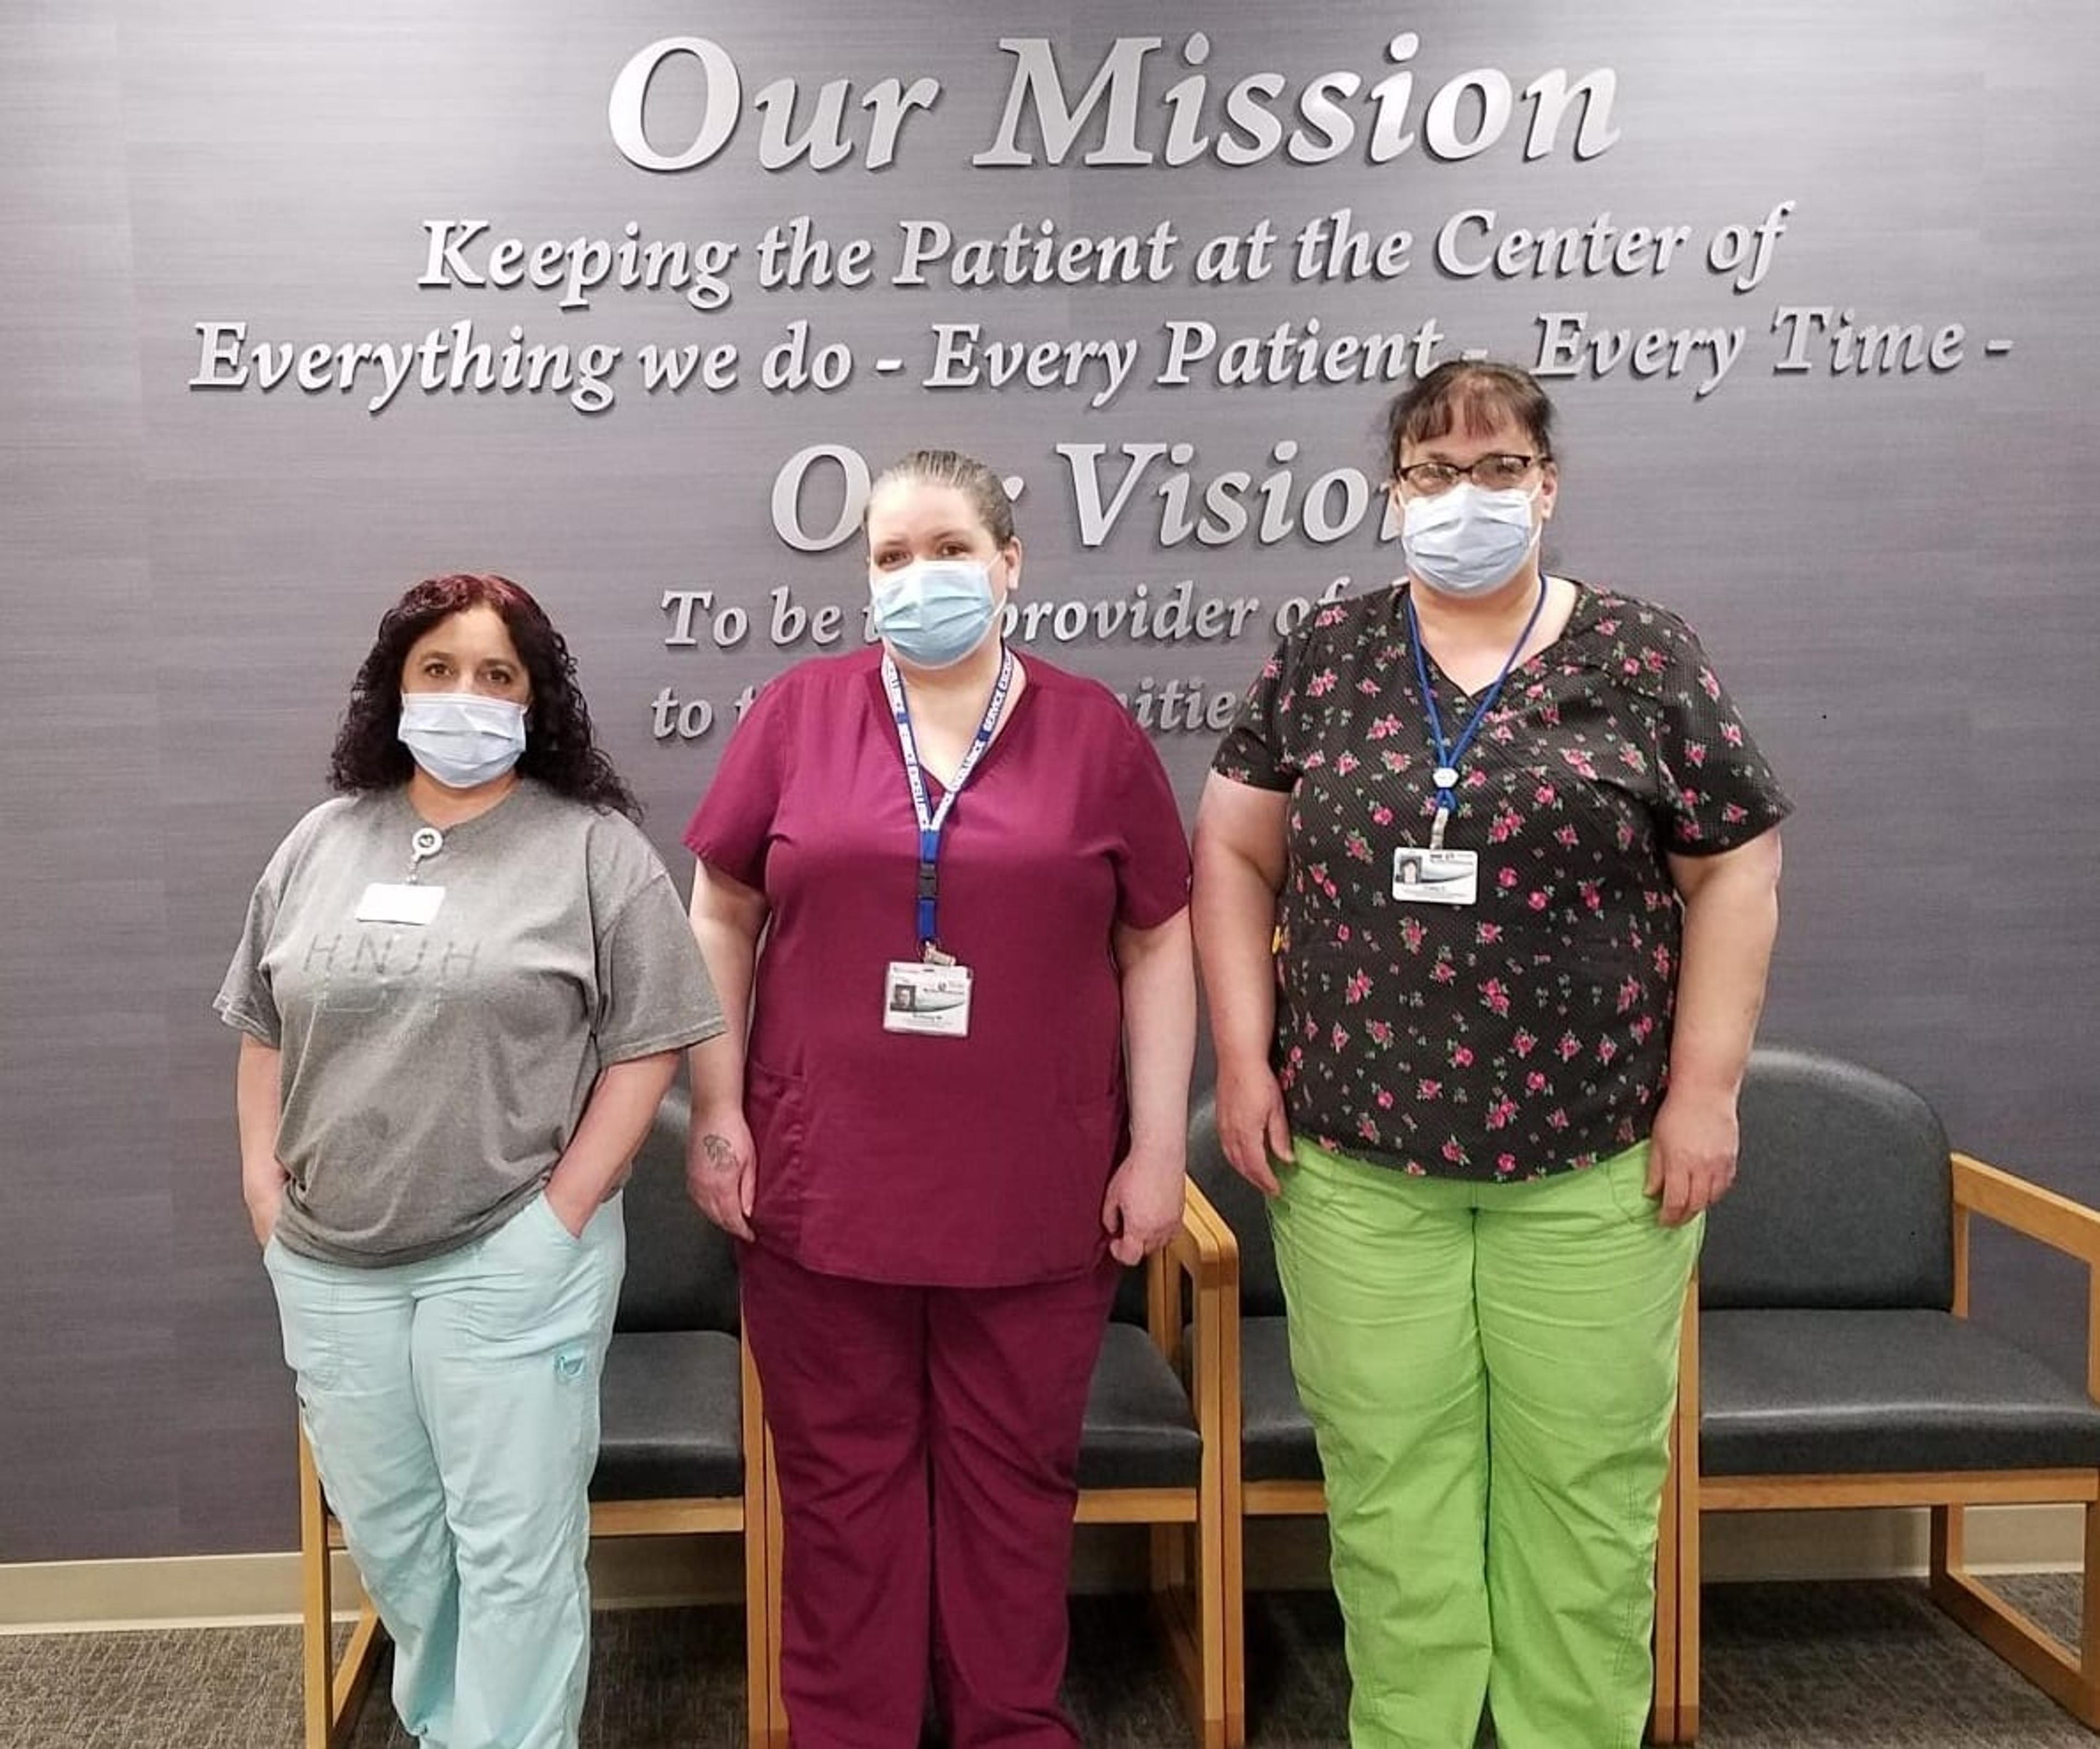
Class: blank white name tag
356,882,447,925
883,961,973,1037
1393,847,1478,906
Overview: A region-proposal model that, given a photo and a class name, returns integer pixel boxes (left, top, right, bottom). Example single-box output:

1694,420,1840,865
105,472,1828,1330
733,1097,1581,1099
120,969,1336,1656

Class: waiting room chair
1660,1045,2100,1740
298,1087,773,1747
1187,1092,1688,1748
1078,1182,1238,1747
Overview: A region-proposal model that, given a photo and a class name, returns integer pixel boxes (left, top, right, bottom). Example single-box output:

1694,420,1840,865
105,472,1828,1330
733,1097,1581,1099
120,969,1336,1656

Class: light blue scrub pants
264,1191,624,1749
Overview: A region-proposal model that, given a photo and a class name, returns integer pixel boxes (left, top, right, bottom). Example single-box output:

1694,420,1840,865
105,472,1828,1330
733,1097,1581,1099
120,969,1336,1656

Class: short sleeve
1647,627,1793,855
213,802,352,1043
683,676,789,890
593,862,726,1062
1211,636,1300,792
1110,716,1193,929
214,874,282,1044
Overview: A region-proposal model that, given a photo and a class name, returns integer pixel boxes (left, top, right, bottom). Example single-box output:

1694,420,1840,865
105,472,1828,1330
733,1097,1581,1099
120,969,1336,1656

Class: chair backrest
1700,1045,1952,1312
616,1086,742,1336
1187,1092,1287,1317
1110,1260,1150,1325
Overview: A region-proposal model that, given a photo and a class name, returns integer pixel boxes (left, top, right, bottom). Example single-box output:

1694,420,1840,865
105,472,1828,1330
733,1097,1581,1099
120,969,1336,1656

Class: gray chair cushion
1702,1046,1952,1312
1701,1308,2100,1476
1240,1316,1322,1485
592,1329,745,1501
1079,1323,1202,1490
618,1090,742,1337
1189,1092,1325,1487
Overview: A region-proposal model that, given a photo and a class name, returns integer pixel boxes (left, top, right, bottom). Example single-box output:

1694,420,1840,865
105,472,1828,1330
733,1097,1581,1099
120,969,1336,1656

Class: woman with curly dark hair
215,574,722,1748
328,572,641,815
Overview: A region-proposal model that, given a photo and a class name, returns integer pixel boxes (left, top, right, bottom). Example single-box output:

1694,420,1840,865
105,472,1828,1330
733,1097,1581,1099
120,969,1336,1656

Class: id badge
1392,847,1477,906
355,882,446,925
883,961,973,1037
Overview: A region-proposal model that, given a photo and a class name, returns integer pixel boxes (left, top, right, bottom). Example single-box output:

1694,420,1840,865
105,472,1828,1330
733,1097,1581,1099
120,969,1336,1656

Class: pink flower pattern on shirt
1215,583,1789,1183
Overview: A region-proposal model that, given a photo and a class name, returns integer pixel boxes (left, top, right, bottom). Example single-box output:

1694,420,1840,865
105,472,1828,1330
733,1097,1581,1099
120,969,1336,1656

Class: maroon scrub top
684,648,1192,1288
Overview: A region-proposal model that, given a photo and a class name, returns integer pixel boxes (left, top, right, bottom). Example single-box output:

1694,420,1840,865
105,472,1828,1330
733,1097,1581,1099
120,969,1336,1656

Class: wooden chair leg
1193,1496,1229,1749
1676,1496,1701,1740
740,1569,770,1745
1928,1500,1964,1590
1220,1488,1246,1748
1215,1291,1246,1748
1675,1292,1702,1742
742,1474,772,1747
298,1429,383,1749
763,1428,790,1748
2082,1498,2100,1725
1652,1417,1680,1744
1932,1494,2100,1728
1184,1260,1232,1749
298,1431,335,1749
331,1610,384,1744
739,1340,774,1749
1145,1520,1225,1749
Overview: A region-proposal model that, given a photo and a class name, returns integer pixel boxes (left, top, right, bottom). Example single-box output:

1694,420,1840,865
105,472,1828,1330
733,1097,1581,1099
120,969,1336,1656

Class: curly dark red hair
329,574,640,820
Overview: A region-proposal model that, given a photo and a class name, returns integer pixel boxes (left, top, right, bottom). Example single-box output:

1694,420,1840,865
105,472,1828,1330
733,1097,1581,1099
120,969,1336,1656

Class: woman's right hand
244,1163,287,1248
686,1108,757,1241
1216,1062,1293,1198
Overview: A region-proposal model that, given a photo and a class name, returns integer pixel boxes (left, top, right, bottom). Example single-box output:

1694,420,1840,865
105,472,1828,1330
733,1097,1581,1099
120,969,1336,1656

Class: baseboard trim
1700,1504,2084,1582
3,1506,2083,1634
0,1539,748,1635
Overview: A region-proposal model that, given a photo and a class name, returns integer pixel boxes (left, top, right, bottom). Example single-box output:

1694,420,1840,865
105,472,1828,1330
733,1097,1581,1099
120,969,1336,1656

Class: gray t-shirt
216,780,723,1266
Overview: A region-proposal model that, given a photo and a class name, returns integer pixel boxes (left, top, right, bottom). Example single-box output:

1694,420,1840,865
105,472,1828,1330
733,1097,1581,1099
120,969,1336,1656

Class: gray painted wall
5,0,2096,1559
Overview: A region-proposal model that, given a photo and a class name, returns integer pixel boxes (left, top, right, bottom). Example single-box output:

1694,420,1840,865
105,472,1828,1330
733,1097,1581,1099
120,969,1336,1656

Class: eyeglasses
1392,453,1542,495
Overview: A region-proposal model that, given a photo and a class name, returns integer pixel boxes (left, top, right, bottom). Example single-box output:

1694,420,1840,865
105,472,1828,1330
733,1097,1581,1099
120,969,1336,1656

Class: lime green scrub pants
1271,1138,1700,1749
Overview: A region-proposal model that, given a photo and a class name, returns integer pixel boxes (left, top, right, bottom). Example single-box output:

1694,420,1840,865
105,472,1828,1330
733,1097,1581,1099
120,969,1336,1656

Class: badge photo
883,961,973,1037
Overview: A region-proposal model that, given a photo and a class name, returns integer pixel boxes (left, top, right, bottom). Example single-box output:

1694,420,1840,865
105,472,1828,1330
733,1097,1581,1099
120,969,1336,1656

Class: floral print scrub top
1214,581,1791,1183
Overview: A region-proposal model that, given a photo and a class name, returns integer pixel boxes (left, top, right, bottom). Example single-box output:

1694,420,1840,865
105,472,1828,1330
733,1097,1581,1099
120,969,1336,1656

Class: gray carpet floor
0,1577,2089,1748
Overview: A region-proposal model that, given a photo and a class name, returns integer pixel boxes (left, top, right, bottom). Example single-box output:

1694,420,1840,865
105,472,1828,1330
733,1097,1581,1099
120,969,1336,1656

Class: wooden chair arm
1175,1180,1238,1281
1158,1180,1232,1284
1952,1153,2100,1267
1162,1183,1236,1522
1147,1178,1240,1372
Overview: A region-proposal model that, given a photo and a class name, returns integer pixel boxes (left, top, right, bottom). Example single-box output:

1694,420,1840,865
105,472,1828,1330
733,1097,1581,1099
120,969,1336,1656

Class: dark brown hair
328,573,640,819
1384,360,1557,478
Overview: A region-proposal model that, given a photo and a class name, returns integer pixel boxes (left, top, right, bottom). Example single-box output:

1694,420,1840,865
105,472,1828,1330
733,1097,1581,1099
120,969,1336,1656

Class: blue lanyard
1405,579,1548,840
880,646,1016,955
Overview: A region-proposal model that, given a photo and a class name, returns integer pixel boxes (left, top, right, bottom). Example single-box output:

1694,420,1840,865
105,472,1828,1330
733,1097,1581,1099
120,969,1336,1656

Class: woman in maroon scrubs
682,448,1195,1748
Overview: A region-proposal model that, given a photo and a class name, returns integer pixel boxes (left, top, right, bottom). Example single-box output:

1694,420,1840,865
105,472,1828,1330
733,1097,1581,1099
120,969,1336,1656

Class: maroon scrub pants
742,1242,1119,1749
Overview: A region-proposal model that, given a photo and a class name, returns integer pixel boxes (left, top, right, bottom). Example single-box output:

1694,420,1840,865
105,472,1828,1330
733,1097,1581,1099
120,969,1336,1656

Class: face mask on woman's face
871,558,999,668
398,692,528,788
1401,484,1541,598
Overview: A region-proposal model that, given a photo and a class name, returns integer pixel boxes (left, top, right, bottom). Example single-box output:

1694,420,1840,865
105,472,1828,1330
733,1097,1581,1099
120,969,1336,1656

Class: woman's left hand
1101,1146,1188,1266
542,1175,596,1240
1645,1085,1740,1226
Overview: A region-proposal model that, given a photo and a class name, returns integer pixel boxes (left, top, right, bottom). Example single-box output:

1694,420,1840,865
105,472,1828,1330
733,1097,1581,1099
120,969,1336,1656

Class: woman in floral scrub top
1193,361,1788,1749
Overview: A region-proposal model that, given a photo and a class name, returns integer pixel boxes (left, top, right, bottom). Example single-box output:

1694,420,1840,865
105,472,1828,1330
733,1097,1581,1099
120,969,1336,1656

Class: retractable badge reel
356,824,448,925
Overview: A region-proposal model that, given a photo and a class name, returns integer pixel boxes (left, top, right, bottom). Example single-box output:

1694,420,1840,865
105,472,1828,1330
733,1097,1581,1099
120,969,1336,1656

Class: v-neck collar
1398,579,1591,704
861,650,1036,796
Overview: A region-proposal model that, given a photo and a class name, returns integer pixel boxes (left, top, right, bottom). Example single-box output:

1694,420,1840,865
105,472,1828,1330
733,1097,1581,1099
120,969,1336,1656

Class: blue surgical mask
871,559,999,668
398,692,527,788
1401,484,1541,598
